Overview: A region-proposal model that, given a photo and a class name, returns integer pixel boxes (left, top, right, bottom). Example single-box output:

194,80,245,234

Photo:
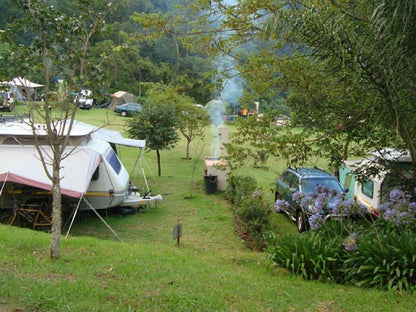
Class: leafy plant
224,175,272,249
127,84,180,176
343,226,416,291
236,191,272,250
271,188,416,291
268,228,347,282
225,174,257,208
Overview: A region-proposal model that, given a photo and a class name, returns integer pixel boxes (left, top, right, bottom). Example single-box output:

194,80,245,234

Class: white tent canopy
0,145,101,198
2,77,44,88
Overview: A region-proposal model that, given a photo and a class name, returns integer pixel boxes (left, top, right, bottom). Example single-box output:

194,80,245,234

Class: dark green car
275,167,346,232
114,102,142,117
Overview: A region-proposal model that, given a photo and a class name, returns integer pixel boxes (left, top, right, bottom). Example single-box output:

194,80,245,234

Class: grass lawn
0,105,415,311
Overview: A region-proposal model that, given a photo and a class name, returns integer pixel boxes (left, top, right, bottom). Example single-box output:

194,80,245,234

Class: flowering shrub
377,189,416,225
275,185,366,230
270,189,416,291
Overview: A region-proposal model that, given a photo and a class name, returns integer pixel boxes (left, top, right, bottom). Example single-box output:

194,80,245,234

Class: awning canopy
0,145,101,198
72,120,146,148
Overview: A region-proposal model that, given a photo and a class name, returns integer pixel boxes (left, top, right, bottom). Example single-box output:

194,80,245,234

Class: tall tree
3,0,110,259
127,83,179,176
177,102,210,160
179,0,416,178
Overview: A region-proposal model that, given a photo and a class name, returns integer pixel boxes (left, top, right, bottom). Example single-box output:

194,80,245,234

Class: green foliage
344,220,416,291
225,175,271,250
128,101,178,150
177,102,210,159
224,111,319,170
127,83,182,176
225,174,257,208
269,222,348,282
269,217,416,291
236,191,272,250
128,3,215,103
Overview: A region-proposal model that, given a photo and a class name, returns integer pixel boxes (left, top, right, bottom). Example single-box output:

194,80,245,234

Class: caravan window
361,179,374,199
106,149,121,174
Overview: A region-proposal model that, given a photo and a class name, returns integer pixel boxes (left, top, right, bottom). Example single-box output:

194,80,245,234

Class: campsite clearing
0,107,414,311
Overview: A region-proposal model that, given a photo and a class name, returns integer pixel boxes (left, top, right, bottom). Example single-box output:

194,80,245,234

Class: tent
1,77,44,100
109,91,137,108
0,145,101,198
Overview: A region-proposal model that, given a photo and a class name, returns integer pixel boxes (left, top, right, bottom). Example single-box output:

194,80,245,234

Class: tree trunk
186,139,191,160
50,164,62,259
157,149,161,176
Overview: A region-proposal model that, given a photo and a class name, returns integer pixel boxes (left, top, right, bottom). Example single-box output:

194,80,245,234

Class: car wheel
120,111,127,117
296,210,307,233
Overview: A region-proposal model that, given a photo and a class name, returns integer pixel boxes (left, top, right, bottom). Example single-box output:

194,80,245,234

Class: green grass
0,106,415,311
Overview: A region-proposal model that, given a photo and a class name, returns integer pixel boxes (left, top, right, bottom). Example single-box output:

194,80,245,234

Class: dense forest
0,0,219,106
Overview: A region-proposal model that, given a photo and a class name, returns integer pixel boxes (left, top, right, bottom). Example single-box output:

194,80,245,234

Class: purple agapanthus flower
292,192,304,202
309,213,326,230
377,189,416,226
389,189,406,204
275,199,289,213
300,196,315,208
343,232,359,251
408,202,416,215
316,193,328,211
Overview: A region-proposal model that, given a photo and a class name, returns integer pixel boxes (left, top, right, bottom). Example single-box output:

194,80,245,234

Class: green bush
225,175,272,250
269,217,416,291
225,175,257,208
268,222,348,282
343,220,416,291
237,193,272,250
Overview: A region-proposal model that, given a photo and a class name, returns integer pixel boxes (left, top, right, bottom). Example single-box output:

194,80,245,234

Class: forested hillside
0,0,214,104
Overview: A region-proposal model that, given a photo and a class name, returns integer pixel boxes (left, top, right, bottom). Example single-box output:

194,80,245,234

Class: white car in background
74,89,94,109
0,91,15,111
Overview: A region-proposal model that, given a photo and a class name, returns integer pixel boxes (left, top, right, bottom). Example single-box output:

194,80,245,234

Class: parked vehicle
0,91,15,111
0,118,162,220
114,102,142,117
74,89,94,109
339,149,413,216
275,167,346,232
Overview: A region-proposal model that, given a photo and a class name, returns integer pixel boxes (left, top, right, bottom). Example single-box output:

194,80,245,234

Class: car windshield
301,178,343,194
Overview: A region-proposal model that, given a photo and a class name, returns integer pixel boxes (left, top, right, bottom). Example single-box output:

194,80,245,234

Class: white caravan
339,149,413,216
0,117,161,216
